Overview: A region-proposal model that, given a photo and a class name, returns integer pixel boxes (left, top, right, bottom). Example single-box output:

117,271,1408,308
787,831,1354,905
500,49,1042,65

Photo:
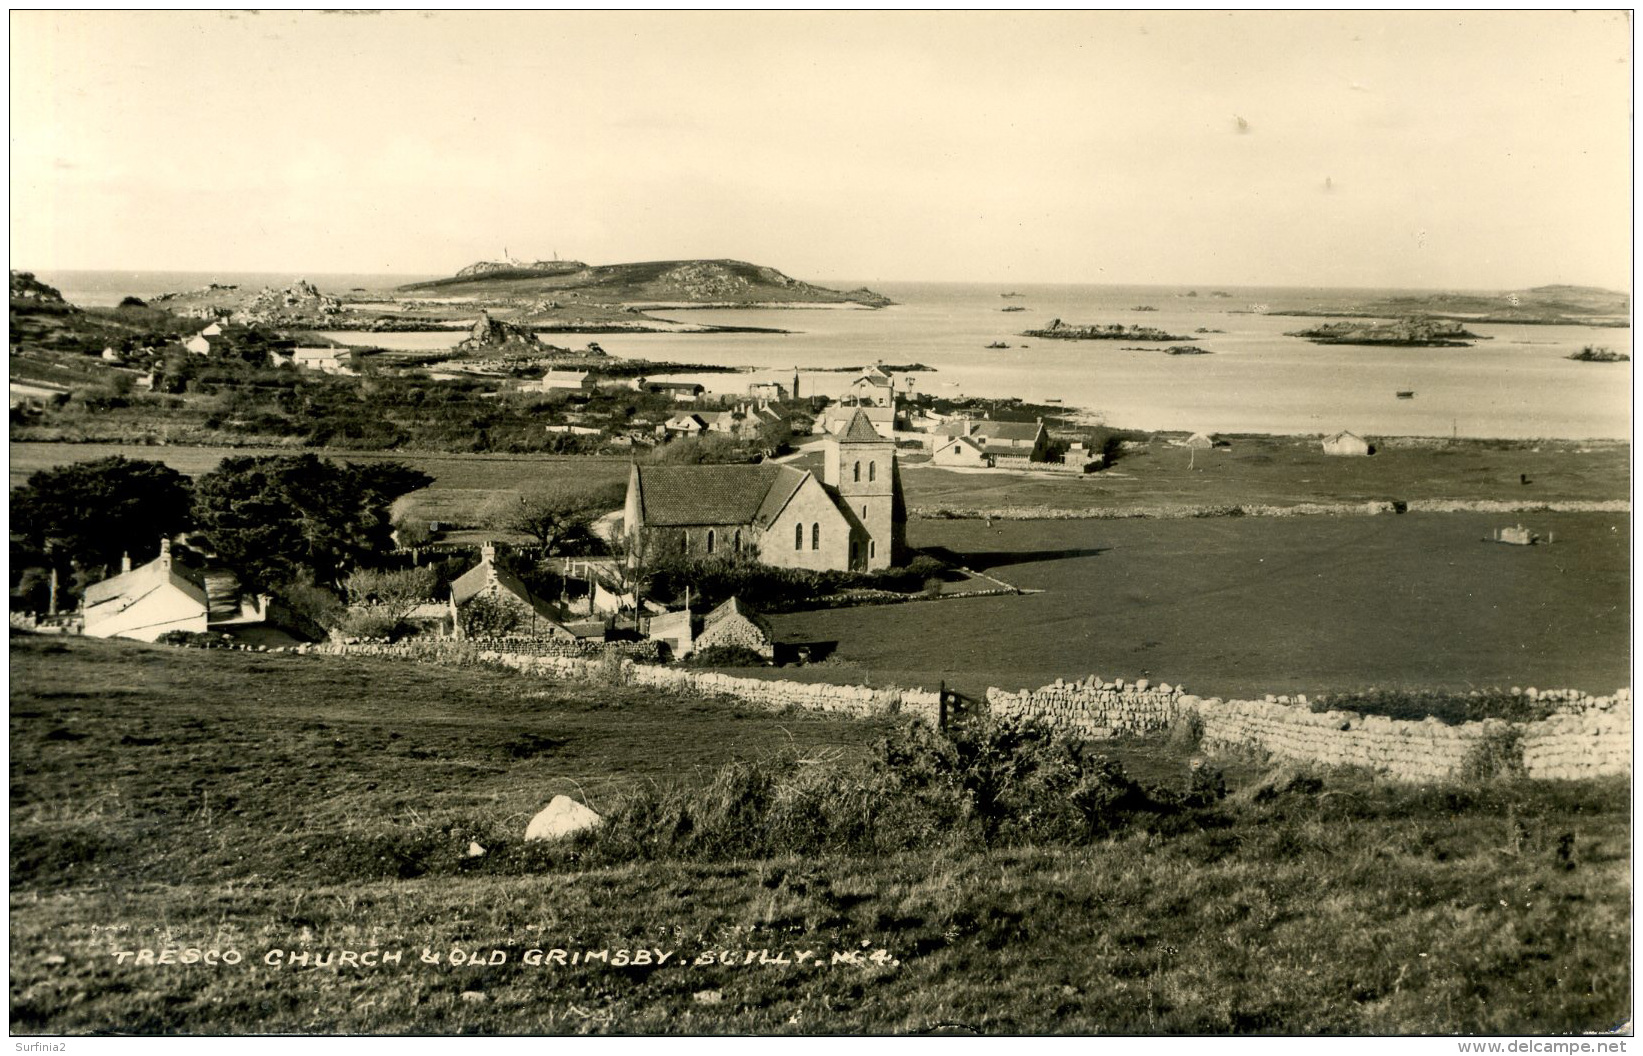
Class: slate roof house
625,410,904,572
936,419,1052,462
448,543,572,638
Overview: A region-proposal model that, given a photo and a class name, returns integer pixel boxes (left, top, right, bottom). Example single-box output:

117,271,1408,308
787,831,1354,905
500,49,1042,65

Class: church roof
631,463,810,528
838,409,884,442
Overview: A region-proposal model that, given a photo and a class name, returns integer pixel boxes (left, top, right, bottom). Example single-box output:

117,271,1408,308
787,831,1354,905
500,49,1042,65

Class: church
623,410,905,572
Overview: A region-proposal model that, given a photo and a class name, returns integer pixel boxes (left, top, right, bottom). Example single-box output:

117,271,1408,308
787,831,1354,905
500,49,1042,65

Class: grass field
900,434,1630,514
767,512,1631,700
9,635,1630,1034
11,434,1629,528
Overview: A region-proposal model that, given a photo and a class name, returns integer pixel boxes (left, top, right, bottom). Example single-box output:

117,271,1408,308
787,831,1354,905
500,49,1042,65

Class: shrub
681,645,770,668
1458,723,1526,782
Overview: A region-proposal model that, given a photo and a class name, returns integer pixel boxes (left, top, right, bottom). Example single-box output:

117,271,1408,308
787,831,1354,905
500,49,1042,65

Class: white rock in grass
524,795,603,841
466,841,486,858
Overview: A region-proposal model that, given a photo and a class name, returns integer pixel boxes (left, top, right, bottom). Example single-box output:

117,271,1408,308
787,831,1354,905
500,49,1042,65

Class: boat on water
985,341,1010,349
1396,390,1416,399
1000,305,1027,312
1000,291,1024,298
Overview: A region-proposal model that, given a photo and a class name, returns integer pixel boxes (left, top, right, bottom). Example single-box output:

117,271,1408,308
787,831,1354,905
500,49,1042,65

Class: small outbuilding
1182,432,1216,449
1322,430,1373,457
695,596,775,659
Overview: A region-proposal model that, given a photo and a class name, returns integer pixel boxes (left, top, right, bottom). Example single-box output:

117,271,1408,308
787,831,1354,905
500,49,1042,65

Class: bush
1458,723,1527,782
573,718,1200,864
681,645,770,668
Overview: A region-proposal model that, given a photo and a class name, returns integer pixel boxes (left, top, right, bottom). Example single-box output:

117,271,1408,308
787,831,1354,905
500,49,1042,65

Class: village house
936,419,1052,462
291,347,355,375
81,541,209,641
81,540,270,643
184,334,213,356
664,413,709,437
447,543,573,639
933,433,995,467
625,409,905,572
1322,430,1373,457
850,366,895,407
747,380,787,400
649,381,705,402
530,370,594,394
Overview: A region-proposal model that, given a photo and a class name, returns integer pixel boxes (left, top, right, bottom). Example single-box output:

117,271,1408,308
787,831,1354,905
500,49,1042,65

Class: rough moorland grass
9,635,1630,1034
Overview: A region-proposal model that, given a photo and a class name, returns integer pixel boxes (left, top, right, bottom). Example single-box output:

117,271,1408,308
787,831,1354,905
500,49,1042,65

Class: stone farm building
936,419,1052,462
625,410,905,572
696,597,775,659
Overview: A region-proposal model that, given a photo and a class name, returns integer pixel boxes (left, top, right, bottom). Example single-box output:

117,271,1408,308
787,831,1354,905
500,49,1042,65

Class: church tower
824,409,903,571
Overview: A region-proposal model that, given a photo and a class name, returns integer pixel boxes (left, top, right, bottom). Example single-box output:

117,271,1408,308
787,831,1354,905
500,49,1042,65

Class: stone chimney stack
158,538,172,570
481,541,498,582
121,552,132,573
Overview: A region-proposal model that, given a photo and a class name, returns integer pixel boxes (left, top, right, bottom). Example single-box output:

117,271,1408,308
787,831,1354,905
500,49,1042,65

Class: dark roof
854,374,892,387
450,560,568,630
941,419,1044,443
703,596,773,640
837,409,884,442
633,463,811,528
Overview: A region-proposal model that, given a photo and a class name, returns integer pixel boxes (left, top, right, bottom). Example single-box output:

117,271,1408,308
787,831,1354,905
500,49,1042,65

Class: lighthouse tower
824,409,903,571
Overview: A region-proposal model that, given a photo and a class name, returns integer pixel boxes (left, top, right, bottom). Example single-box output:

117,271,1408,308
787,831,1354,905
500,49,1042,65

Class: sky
9,10,1633,290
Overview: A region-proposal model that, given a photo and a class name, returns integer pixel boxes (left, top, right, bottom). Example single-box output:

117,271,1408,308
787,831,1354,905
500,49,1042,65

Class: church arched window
853,461,861,482
811,523,820,550
705,529,715,555
795,523,803,550
868,461,876,482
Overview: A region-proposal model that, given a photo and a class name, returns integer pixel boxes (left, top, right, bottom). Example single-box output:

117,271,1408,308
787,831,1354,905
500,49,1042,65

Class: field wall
986,679,1631,782
318,641,942,726
313,642,1624,782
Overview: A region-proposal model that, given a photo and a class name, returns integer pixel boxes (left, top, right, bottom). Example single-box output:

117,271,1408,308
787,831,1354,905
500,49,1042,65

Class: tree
482,479,625,554
11,456,194,578
343,567,438,625
456,593,526,638
192,455,433,592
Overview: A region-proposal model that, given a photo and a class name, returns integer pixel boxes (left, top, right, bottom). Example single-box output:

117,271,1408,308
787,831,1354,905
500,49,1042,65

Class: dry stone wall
318,642,942,726
313,642,1624,782
988,678,1630,782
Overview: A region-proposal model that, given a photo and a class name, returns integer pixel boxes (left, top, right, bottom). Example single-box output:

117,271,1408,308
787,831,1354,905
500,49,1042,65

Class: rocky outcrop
455,259,586,279
9,271,72,308
1285,318,1481,347
1023,319,1189,342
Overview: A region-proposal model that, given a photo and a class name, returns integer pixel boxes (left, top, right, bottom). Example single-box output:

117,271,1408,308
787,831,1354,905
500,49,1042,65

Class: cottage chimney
158,538,172,570
120,552,132,573
792,367,800,401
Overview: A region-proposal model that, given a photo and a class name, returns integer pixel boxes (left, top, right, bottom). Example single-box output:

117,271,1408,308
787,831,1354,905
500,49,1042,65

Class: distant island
1567,345,1629,362
134,259,892,335
1022,319,1188,342
1267,285,1629,328
1285,318,1483,348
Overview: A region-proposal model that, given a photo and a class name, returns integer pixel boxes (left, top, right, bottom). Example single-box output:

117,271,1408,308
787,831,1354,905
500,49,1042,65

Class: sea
34,271,1633,441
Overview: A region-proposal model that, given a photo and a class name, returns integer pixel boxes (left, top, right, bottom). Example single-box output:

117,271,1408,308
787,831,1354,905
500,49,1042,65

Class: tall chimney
121,552,132,573
159,537,172,570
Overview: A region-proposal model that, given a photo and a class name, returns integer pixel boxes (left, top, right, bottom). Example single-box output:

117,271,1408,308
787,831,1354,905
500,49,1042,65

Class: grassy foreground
9,636,1631,1034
